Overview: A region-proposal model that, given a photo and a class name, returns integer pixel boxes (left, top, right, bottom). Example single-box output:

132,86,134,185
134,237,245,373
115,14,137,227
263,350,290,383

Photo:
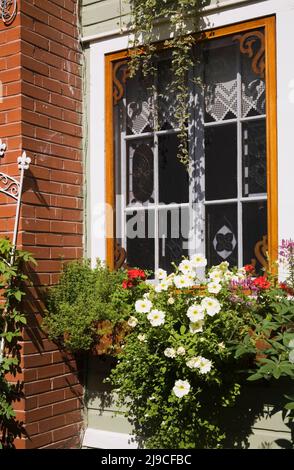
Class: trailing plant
0,238,35,448
128,0,210,166
44,260,149,354
109,255,294,448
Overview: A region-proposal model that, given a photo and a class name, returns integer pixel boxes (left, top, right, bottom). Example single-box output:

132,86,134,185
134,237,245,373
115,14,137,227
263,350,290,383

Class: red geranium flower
280,282,294,296
122,280,133,289
244,264,255,274
253,276,271,290
127,269,146,281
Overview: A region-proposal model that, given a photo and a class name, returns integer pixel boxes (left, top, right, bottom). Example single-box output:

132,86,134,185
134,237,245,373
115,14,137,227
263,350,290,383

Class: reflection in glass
206,204,238,267
159,134,189,204
243,201,267,273
158,207,189,274
242,120,267,197
127,140,154,205
126,210,155,272
205,124,237,200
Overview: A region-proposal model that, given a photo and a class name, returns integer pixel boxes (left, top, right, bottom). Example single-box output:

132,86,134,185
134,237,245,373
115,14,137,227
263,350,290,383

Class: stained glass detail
126,72,153,135
242,120,267,197
159,134,189,204
205,124,237,200
243,201,267,273
127,140,154,205
206,204,238,267
204,43,238,122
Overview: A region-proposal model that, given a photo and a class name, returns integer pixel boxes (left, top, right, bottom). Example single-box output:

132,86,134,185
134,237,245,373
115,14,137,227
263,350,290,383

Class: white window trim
87,0,294,273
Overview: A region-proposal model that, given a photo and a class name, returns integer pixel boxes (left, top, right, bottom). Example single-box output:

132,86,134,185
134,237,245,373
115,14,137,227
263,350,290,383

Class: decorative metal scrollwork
114,242,127,270
233,30,265,78
113,60,130,106
251,235,268,270
0,0,17,25
0,173,20,200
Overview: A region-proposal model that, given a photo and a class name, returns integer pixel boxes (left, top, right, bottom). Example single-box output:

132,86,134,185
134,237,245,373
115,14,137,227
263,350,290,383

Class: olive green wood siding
81,0,256,38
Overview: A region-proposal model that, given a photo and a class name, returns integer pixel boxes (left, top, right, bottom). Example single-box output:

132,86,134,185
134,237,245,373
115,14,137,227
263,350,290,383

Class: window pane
205,124,237,200
126,210,155,272
158,59,178,130
159,134,189,204
243,201,267,272
158,207,189,274
241,29,266,118
126,71,153,135
242,120,267,197
206,204,238,267
127,139,154,206
204,41,238,123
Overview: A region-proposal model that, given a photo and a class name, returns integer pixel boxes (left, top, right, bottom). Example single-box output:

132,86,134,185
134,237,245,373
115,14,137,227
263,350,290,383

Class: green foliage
128,0,209,167
44,261,148,353
235,293,294,417
0,238,35,448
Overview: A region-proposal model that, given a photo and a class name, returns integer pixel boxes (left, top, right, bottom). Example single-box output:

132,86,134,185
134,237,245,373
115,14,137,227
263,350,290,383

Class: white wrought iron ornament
0,0,17,25
0,140,31,363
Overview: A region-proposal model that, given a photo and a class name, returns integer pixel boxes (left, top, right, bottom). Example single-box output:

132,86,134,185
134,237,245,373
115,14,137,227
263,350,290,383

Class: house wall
82,0,294,448
80,0,260,39
0,0,84,449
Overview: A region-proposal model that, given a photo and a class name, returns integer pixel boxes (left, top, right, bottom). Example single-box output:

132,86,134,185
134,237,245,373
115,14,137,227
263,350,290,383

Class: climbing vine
128,0,210,166
0,238,35,448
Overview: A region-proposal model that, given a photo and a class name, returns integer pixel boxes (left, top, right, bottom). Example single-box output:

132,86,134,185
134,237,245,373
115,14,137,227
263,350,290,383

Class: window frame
105,16,278,270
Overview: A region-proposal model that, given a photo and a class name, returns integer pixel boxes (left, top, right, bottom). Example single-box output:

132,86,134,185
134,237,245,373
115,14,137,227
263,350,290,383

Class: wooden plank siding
80,0,255,38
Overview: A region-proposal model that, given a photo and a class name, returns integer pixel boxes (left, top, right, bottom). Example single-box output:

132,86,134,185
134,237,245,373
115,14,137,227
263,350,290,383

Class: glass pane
243,201,267,273
126,210,155,272
158,134,189,204
241,29,266,118
242,120,267,197
206,204,238,267
205,124,237,200
204,40,238,123
159,207,189,274
158,59,178,130
126,70,153,135
127,139,154,206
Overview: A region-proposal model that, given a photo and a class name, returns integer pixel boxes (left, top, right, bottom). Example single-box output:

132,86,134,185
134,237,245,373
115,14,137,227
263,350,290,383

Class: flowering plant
110,256,282,448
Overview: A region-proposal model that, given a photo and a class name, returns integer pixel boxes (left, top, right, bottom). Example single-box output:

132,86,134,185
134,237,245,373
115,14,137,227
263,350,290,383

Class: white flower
135,298,153,313
155,268,167,280
167,297,175,305
127,316,138,328
174,275,191,289
186,357,201,369
138,333,147,342
187,304,205,322
289,350,294,364
179,259,193,274
207,282,222,294
189,320,204,334
209,269,223,283
190,254,207,268
173,379,191,398
155,281,169,292
288,339,294,349
164,347,176,358
177,346,186,356
218,342,225,350
201,297,221,317
147,309,165,327
197,356,213,374
143,292,150,300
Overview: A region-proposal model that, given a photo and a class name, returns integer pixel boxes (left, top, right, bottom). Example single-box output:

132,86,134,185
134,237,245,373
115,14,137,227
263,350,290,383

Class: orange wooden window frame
105,16,278,270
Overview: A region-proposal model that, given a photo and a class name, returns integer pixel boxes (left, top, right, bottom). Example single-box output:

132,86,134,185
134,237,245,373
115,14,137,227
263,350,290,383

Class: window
106,17,277,273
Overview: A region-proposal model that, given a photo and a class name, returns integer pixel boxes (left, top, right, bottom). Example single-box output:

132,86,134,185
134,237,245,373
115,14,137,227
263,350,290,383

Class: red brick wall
1,0,84,449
